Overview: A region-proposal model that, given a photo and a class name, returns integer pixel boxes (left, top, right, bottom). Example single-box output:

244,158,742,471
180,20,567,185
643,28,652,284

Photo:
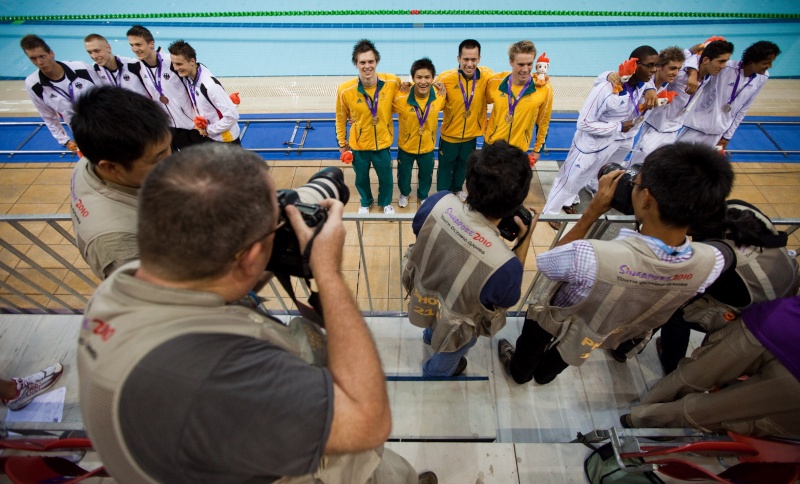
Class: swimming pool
2,1,798,79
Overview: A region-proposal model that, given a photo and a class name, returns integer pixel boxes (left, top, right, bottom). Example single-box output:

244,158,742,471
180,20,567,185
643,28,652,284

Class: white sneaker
457,191,468,202
358,206,370,214
3,363,64,411
398,195,409,208
384,205,395,214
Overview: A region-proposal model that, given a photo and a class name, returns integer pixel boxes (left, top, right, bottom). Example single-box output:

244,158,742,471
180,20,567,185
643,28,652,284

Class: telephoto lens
596,163,642,215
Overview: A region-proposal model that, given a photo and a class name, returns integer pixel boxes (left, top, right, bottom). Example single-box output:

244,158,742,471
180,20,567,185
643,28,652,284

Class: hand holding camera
285,199,346,276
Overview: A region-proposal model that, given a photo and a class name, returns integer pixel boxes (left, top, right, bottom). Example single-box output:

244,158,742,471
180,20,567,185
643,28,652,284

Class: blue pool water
1,1,798,79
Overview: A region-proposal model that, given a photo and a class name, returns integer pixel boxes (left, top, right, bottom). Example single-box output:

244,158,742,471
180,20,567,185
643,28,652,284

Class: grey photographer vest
77,263,408,483
402,194,514,352
527,237,715,366
69,157,139,278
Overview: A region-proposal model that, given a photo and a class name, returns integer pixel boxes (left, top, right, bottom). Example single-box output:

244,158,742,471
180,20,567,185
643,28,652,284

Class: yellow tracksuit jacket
436,66,494,143
484,72,554,153
392,88,445,155
336,74,401,151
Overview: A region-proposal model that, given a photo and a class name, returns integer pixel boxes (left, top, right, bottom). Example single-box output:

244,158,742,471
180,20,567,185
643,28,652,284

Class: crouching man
77,144,429,483
403,140,535,377
498,143,734,385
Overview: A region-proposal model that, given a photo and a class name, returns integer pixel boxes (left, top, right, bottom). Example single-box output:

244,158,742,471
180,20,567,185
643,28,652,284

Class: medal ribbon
728,67,755,107
103,57,123,87
626,84,640,117
50,82,75,102
683,75,706,112
457,69,476,114
506,76,532,120
150,51,165,97
187,65,202,114
414,99,431,131
363,82,382,120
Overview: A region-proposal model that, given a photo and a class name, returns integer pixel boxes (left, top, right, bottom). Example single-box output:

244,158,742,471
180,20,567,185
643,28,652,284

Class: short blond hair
508,40,536,62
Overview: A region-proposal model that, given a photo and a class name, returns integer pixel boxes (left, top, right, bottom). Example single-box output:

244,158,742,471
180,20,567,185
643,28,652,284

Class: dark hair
84,33,108,44
742,40,781,66
138,144,275,281
71,86,170,170
168,39,196,61
351,39,379,65
630,45,658,60
641,143,734,228
465,141,531,219
658,46,685,66
20,34,51,53
701,40,734,64
410,57,435,78
691,200,778,248
126,25,154,43
458,39,481,56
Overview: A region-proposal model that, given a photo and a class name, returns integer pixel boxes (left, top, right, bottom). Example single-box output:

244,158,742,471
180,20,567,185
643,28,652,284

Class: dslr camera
497,206,533,241
597,162,642,215
266,167,350,279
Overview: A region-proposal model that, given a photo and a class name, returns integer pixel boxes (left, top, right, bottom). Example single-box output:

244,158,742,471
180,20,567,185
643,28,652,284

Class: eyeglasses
234,219,286,260
637,62,657,69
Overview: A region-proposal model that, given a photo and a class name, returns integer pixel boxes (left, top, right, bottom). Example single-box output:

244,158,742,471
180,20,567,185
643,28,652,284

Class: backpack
580,434,664,484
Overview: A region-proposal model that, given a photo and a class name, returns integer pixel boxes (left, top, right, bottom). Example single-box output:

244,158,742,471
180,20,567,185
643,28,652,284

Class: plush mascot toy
612,58,638,94
639,90,678,111
534,52,550,88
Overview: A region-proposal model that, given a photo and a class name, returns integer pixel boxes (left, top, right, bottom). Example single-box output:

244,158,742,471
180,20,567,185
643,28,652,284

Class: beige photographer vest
402,194,514,352
528,237,716,366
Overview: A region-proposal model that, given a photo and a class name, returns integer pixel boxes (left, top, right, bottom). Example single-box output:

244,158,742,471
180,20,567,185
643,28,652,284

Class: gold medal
505,113,514,124
463,109,470,119
372,116,379,126
159,95,169,105
418,127,424,135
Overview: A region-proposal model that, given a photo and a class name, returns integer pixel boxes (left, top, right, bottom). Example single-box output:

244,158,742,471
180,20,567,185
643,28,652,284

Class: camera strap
273,222,328,327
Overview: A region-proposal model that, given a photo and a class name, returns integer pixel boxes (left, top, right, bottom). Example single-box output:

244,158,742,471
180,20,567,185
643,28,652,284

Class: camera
597,163,642,215
497,206,533,241
266,167,350,278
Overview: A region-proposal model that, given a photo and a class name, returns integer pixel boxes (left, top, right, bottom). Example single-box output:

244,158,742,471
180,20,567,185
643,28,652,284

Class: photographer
656,199,800,374
498,142,734,385
69,85,172,279
403,140,536,377
77,144,423,482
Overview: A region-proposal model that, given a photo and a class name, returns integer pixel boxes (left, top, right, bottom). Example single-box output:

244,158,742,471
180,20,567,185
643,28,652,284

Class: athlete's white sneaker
384,205,396,214
398,195,409,208
3,363,64,411
358,206,370,214
457,191,468,202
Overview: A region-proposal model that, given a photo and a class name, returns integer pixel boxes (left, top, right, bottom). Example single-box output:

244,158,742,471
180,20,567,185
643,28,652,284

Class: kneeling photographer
77,144,424,483
403,140,537,378
497,142,734,386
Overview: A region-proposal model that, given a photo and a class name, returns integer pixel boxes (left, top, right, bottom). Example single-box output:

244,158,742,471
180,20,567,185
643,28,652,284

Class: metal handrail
1,213,798,315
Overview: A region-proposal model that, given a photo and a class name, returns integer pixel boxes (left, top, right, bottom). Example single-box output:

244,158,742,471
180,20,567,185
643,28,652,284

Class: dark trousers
509,318,570,385
170,127,212,151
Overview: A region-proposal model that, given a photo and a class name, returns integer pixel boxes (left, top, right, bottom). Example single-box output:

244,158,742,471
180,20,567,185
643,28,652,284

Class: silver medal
722,103,732,113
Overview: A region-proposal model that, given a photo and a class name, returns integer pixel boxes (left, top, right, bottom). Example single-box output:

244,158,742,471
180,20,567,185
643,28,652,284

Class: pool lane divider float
2,10,800,22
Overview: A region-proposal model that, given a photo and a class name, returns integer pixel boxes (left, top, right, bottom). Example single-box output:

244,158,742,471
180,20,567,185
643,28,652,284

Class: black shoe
619,414,634,429
418,471,438,484
609,348,628,363
452,357,468,377
497,338,515,374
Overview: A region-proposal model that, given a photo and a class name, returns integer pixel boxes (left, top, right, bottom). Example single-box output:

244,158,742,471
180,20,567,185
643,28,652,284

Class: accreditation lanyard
727,67,755,109
413,96,431,134
641,234,692,257
506,76,532,120
458,69,476,115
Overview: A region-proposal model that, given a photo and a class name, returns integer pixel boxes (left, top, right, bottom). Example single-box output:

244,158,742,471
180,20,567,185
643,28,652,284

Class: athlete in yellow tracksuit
435,39,493,194
392,58,446,206
336,40,401,213
485,41,554,162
